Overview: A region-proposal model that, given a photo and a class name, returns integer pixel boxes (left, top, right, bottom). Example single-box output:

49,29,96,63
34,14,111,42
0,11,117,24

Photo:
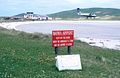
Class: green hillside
14,13,26,17
0,27,120,78
48,8,120,19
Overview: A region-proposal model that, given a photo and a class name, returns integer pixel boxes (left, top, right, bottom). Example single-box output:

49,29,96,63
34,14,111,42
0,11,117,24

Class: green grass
0,28,120,78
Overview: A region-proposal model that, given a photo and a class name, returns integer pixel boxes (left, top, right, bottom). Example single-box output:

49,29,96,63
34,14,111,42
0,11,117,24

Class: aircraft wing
80,13,90,16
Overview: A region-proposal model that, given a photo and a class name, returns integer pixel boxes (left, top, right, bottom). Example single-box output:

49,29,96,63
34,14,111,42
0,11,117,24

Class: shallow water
16,21,120,40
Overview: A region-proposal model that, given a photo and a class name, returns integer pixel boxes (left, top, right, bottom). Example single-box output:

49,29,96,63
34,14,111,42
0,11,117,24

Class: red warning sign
52,30,74,47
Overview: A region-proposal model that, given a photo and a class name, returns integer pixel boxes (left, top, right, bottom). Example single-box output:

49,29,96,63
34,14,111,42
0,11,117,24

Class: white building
24,12,49,21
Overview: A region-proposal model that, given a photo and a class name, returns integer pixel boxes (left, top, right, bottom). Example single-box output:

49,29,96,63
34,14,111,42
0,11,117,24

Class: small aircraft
77,8,96,19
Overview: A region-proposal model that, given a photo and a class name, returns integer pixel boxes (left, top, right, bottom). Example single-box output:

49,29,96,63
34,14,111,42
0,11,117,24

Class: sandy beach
1,21,120,30
0,21,120,50
1,20,120,30
77,37,120,50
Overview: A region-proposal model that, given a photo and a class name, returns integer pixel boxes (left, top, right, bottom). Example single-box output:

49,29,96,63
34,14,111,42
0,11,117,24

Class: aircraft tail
77,8,81,15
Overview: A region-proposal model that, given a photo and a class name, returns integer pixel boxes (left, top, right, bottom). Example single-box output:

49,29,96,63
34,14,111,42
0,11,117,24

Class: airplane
77,8,96,19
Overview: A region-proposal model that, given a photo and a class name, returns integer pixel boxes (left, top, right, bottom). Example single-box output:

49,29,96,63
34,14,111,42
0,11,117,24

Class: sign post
55,47,58,55
52,30,74,54
68,46,71,54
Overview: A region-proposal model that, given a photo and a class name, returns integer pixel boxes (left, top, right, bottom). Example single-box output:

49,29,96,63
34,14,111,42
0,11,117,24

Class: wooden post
55,47,58,55
68,46,71,54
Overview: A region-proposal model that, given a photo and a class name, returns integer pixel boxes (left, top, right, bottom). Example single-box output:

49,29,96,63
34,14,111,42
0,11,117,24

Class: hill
48,8,120,20
0,27,120,78
13,13,26,17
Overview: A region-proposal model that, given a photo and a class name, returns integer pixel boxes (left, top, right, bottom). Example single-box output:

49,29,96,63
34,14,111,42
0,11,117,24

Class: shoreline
0,21,120,50
77,37,120,50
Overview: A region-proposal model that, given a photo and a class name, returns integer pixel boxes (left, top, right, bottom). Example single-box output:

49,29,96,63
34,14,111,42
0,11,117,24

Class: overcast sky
0,0,120,16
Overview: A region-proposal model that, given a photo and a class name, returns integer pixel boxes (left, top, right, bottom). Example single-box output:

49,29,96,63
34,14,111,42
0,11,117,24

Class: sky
0,0,120,16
